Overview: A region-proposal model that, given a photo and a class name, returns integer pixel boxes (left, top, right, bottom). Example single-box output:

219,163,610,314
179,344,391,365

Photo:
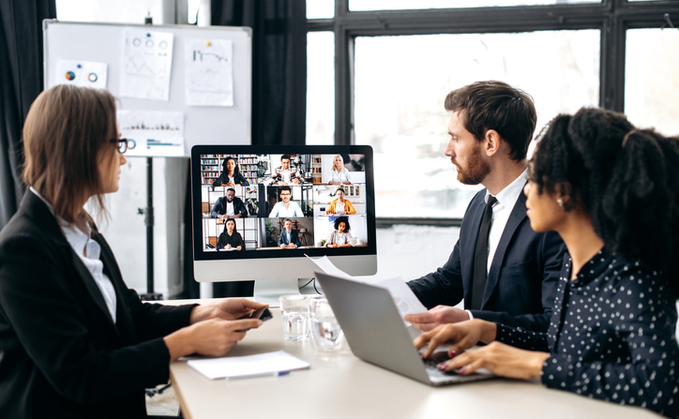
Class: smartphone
237,307,272,331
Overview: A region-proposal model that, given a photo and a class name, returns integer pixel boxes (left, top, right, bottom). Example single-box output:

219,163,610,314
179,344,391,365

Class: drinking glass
309,297,344,351
279,295,309,341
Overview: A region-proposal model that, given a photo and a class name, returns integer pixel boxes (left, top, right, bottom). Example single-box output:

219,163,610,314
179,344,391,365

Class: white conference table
168,306,661,419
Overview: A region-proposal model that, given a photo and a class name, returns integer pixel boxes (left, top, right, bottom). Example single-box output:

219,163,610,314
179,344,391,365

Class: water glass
309,297,344,351
279,295,309,341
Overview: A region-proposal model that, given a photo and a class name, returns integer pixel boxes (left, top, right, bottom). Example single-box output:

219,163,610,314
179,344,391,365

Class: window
349,0,600,10
354,31,599,217
625,28,679,136
306,32,336,145
308,1,679,222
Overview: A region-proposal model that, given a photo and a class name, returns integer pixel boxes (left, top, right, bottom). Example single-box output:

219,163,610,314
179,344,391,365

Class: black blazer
211,196,248,218
408,189,566,330
277,229,300,246
212,170,249,187
0,192,196,418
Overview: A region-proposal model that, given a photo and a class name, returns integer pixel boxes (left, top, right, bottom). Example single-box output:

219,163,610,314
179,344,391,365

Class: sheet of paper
187,350,310,380
307,255,427,317
117,110,185,157
185,39,234,106
375,277,428,317
53,59,107,89
305,255,356,280
120,29,174,101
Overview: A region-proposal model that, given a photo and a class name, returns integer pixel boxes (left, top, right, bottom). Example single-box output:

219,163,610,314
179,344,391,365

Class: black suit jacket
408,189,566,330
278,229,300,246
0,192,196,418
211,196,248,218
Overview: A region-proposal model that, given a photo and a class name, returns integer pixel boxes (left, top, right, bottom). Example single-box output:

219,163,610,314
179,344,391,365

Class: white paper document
120,29,174,101
117,110,185,157
305,255,355,280
53,59,107,89
185,39,234,106
306,255,427,318
188,350,310,380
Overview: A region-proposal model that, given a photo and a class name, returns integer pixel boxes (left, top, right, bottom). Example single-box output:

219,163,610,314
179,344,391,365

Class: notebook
314,271,495,386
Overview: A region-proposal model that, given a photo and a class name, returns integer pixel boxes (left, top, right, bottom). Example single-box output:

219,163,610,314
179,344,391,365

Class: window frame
307,0,679,226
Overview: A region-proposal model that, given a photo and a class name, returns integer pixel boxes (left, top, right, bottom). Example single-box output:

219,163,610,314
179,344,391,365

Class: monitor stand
253,278,301,307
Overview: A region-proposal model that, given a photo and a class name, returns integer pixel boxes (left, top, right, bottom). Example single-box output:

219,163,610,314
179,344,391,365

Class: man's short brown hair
444,80,537,161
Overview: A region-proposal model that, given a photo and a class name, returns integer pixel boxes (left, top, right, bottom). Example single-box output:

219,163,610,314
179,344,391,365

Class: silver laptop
314,271,495,386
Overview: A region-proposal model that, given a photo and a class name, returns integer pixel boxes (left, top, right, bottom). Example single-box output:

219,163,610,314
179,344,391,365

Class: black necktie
471,195,497,310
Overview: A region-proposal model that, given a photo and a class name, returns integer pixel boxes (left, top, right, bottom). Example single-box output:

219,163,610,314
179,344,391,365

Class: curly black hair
334,216,350,232
530,107,679,298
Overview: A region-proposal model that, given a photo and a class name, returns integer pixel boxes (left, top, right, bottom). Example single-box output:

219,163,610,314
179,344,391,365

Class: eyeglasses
110,138,130,154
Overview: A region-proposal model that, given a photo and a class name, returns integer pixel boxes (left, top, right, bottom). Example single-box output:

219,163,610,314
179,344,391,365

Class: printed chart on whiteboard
120,29,174,101
53,59,107,89
185,39,234,106
117,110,185,157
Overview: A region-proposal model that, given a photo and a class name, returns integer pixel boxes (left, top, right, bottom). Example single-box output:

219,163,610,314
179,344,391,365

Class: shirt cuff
466,310,474,320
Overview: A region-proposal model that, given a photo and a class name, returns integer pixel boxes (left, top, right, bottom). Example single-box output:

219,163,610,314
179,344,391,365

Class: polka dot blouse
495,247,679,418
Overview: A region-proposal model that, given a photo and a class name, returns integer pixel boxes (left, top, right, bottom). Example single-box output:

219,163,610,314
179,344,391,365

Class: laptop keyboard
422,350,459,375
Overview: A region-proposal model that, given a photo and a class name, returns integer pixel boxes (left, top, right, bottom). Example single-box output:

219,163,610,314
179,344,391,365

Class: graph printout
185,39,234,106
117,110,185,157
120,29,174,101
54,59,108,89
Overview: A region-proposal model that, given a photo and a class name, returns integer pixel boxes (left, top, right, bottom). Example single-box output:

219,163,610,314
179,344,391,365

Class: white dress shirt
485,169,528,273
30,188,117,323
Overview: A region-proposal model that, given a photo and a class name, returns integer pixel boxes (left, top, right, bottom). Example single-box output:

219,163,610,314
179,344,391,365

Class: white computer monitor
190,145,377,304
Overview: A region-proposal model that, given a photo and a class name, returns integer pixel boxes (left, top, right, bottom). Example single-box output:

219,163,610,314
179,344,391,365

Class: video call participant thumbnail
278,219,300,249
326,216,356,248
326,187,356,216
271,154,304,185
212,156,250,187
269,185,304,218
211,188,247,219
217,218,245,251
328,154,352,185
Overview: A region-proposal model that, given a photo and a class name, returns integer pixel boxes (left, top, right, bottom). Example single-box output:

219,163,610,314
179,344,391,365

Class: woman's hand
438,342,549,380
225,244,232,249
414,319,497,359
190,298,268,323
164,317,263,362
236,246,242,251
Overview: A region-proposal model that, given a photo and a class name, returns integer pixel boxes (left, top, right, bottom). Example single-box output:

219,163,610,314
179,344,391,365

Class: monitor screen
190,145,377,300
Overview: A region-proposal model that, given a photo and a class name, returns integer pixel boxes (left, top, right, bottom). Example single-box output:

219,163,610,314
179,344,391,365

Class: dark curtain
0,0,56,229
209,0,307,297
211,0,307,146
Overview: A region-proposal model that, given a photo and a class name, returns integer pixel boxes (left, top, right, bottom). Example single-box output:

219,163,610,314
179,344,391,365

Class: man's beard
454,145,490,185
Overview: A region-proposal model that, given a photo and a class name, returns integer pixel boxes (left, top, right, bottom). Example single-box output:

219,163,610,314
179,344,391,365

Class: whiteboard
43,20,252,156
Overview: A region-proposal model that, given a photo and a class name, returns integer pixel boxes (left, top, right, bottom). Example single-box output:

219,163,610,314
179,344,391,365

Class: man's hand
413,319,497,360
438,341,549,380
404,305,470,331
